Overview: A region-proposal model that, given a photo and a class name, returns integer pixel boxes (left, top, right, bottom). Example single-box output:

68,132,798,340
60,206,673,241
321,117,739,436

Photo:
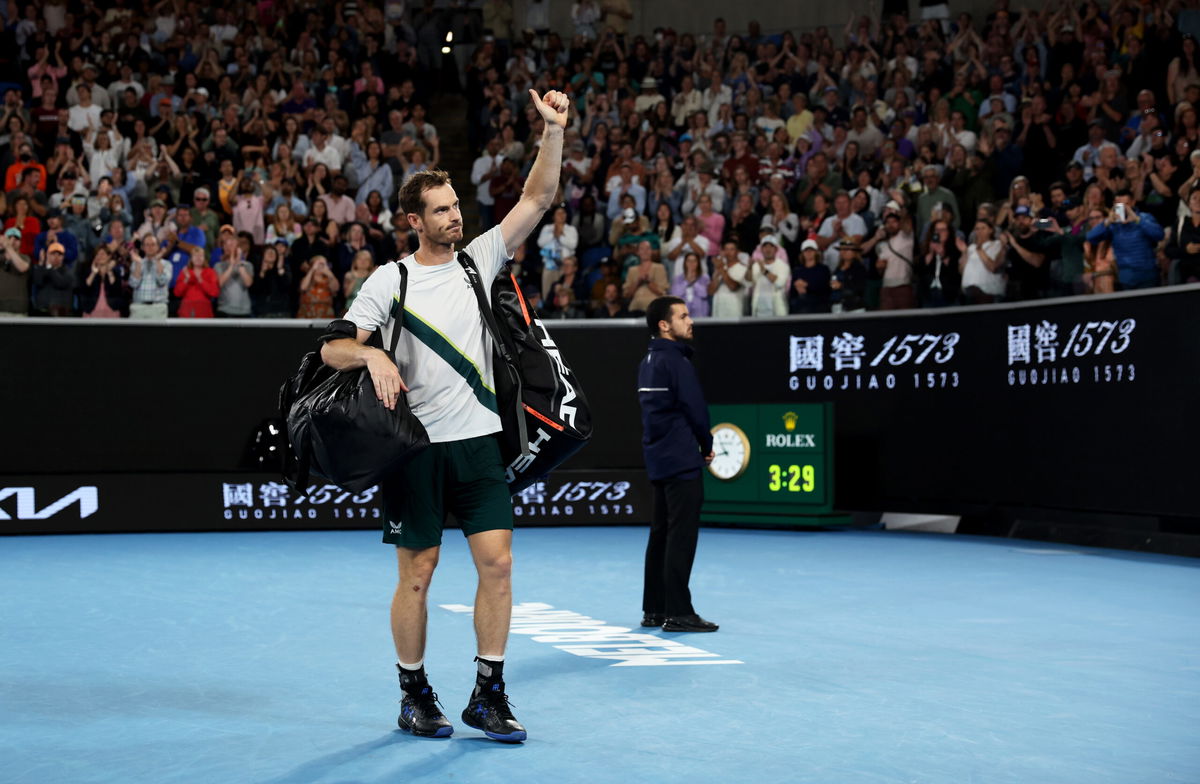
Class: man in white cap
634,76,664,114
789,237,831,313
746,234,789,316
610,198,651,249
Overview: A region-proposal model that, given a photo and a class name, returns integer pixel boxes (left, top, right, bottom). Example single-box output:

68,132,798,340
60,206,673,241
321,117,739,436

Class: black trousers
643,473,704,617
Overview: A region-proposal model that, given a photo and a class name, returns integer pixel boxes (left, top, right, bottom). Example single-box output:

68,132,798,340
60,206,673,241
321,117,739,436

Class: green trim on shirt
402,306,498,413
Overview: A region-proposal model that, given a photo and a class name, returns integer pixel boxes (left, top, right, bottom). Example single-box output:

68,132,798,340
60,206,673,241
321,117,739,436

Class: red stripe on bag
524,404,565,431
511,273,532,325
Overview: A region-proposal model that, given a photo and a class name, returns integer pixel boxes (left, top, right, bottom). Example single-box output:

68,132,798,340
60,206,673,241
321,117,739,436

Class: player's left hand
529,89,569,129
705,450,715,465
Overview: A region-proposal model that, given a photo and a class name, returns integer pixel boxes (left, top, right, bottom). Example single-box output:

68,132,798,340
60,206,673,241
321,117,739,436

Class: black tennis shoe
662,614,719,632
397,685,453,738
641,613,665,627
462,682,527,742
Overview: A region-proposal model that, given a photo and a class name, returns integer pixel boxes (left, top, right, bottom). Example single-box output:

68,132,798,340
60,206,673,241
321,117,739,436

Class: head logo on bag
459,253,592,494
530,316,578,428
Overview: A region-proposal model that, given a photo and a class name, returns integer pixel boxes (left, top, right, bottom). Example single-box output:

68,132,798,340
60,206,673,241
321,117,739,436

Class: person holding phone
1084,189,1164,290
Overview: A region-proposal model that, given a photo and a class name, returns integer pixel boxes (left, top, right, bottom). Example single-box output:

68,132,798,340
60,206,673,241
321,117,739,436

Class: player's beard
429,222,464,248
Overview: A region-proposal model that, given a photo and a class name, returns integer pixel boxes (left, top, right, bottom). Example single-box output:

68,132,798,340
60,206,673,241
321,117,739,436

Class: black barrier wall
2,285,1198,523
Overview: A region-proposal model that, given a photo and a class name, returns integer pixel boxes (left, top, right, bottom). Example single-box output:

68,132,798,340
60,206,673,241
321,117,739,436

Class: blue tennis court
2,526,1197,783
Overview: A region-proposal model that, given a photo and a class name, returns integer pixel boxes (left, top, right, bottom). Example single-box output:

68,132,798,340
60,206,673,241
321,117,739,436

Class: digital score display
702,404,839,526
766,463,816,495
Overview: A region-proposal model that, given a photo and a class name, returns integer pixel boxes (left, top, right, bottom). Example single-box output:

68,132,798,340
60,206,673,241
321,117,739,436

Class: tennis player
320,89,570,742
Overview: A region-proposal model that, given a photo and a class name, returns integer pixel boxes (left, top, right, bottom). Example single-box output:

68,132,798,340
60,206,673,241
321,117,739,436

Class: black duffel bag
279,263,429,495
460,252,592,493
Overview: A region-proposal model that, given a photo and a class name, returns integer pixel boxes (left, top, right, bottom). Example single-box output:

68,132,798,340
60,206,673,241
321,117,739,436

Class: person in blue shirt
1085,189,1164,290
636,296,718,633
33,211,79,268
162,204,207,289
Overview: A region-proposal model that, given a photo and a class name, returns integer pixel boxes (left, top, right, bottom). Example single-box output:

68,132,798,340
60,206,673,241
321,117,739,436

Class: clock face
709,423,750,481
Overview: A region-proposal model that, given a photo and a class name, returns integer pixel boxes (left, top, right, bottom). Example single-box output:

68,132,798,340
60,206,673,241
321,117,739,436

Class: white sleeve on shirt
344,262,401,335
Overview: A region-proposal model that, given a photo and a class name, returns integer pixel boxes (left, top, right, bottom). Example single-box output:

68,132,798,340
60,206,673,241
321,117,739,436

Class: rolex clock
701,403,845,527
709,423,751,480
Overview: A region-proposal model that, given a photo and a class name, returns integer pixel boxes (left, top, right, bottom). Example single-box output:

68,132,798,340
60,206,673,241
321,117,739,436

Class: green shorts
380,434,514,548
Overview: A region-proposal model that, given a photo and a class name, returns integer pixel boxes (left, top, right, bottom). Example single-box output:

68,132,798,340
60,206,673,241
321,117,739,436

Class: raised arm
499,89,569,257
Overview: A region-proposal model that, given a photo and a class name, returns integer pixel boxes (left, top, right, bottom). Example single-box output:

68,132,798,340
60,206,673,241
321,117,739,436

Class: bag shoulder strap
882,238,914,268
457,251,513,362
389,260,409,355
458,250,529,457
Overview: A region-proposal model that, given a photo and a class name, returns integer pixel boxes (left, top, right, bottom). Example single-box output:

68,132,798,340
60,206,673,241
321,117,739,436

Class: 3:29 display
767,464,816,493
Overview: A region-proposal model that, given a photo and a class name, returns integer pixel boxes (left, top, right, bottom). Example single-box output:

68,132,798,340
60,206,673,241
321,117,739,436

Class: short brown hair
399,169,453,217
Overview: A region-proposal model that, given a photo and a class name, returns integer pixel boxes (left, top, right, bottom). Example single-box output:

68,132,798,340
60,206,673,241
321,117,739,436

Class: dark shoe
398,685,453,738
462,682,527,742
641,613,664,627
662,614,719,633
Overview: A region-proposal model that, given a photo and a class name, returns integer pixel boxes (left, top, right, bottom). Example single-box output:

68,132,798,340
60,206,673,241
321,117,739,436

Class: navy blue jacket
638,338,713,481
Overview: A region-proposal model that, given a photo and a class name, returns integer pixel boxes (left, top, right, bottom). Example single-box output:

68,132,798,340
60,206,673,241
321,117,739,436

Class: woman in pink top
353,62,385,96
81,245,127,318
695,193,725,251
232,176,265,246
27,43,68,99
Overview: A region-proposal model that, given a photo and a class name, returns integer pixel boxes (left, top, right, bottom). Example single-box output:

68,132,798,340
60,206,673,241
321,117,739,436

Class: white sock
398,659,424,672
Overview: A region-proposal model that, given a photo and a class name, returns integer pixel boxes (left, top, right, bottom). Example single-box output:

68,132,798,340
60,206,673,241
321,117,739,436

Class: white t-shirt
67,104,102,132
961,240,1005,296
345,227,511,443
664,231,712,278
748,253,790,317
818,213,867,269
304,144,343,173
471,152,500,207
710,255,748,318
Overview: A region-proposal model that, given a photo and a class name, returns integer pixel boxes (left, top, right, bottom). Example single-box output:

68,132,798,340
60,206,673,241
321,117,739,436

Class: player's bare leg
461,529,525,742
393,546,452,738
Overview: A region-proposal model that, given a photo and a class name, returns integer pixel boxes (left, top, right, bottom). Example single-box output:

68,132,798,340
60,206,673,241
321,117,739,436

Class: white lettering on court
440,602,742,667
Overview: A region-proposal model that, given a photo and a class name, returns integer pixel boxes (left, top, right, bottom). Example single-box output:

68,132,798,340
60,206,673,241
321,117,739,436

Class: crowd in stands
0,0,445,318
1,0,1199,321
471,0,1200,319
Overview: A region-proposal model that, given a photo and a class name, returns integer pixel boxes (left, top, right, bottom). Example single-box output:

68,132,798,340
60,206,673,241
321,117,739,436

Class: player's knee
477,551,513,582
401,554,439,588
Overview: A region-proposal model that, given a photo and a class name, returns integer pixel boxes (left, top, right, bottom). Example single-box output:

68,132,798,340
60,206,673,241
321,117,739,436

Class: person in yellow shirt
786,93,814,144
